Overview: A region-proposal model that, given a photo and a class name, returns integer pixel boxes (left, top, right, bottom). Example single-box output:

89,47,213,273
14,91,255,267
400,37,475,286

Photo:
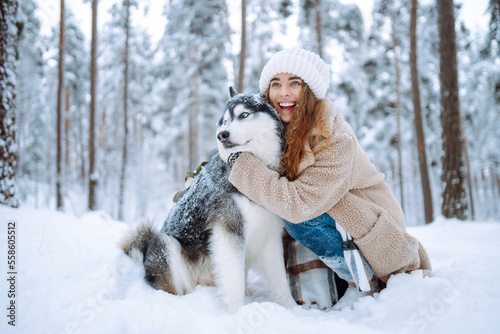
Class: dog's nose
217,131,230,142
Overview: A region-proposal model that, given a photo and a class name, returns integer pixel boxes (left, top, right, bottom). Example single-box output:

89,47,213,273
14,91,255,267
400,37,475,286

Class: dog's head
216,88,285,170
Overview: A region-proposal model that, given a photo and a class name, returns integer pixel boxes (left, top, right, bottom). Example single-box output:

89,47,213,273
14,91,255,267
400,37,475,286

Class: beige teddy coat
229,98,432,282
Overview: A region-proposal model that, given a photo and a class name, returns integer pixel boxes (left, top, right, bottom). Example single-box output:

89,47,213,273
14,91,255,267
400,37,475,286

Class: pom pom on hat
259,48,330,99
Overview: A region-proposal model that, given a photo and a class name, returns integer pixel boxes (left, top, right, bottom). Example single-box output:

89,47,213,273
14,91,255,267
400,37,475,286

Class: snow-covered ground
1,205,499,334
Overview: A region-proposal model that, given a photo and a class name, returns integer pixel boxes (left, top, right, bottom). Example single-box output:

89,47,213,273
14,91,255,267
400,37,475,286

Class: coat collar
311,97,336,137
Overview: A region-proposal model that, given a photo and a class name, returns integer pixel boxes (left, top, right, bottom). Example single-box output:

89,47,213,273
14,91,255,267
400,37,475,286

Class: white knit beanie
259,48,330,99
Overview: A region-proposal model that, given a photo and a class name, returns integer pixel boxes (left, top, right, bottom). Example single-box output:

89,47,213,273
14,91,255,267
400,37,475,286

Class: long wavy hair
266,84,331,181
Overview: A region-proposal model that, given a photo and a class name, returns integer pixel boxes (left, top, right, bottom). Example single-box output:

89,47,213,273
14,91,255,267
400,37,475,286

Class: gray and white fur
120,88,296,313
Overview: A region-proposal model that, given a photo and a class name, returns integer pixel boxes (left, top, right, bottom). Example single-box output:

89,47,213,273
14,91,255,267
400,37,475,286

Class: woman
220,48,431,289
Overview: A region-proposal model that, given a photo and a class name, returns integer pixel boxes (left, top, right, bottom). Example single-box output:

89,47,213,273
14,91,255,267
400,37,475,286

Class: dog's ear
229,87,238,97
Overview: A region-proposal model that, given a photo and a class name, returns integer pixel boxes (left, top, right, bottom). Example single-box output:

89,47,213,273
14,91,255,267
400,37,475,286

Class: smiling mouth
278,102,296,113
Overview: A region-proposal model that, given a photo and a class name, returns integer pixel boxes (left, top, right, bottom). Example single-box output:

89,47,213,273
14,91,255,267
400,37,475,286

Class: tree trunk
99,107,107,148
118,0,131,221
489,161,499,218
460,113,474,219
89,0,98,210
436,0,468,220
410,0,434,224
56,0,65,210
314,0,323,59
390,9,404,213
237,0,246,93
0,0,19,208
65,85,70,167
78,107,86,184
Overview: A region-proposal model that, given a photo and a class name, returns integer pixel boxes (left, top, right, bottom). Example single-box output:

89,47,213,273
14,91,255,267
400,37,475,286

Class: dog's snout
217,131,230,142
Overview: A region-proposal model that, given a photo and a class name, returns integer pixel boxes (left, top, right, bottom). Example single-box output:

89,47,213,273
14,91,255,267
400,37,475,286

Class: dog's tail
120,219,157,264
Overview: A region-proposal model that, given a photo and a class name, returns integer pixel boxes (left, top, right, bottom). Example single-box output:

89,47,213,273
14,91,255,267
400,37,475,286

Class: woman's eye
240,112,250,119
271,82,280,87
291,81,300,86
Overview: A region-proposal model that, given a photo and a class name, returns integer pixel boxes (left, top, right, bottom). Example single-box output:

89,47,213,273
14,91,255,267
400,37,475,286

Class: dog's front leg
210,224,246,313
254,234,297,308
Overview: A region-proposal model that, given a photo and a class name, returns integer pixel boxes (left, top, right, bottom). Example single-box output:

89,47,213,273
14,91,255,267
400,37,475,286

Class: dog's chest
232,194,284,248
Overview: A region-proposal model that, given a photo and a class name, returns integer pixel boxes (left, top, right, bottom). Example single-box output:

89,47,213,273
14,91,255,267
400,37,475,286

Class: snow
1,205,499,334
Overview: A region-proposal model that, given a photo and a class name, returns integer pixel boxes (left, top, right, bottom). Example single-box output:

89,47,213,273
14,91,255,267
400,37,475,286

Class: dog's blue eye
240,112,250,119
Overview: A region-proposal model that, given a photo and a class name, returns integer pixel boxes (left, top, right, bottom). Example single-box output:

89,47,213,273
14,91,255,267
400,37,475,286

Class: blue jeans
284,213,354,281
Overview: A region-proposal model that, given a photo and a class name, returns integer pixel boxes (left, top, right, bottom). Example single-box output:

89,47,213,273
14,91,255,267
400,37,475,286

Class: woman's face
268,73,303,123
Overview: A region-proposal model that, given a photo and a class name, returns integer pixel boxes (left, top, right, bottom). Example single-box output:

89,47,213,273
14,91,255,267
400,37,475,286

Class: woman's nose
279,86,290,96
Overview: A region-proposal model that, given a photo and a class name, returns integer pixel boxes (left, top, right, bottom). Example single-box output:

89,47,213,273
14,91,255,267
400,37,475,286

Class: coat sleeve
228,133,356,223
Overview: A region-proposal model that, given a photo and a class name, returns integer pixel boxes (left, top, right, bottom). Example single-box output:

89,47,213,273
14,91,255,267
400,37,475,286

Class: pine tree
158,0,230,173
359,0,443,224
97,3,129,209
298,0,364,61
126,29,156,219
334,3,366,135
237,0,247,92
16,0,46,205
118,0,131,221
89,0,98,210
95,1,156,220
298,0,366,134
390,6,404,212
360,0,412,201
456,5,500,220
437,0,468,220
299,0,333,58
239,0,284,93
41,7,90,207
56,0,65,210
63,10,90,184
482,0,500,57
0,0,19,208
409,0,433,224
414,3,442,198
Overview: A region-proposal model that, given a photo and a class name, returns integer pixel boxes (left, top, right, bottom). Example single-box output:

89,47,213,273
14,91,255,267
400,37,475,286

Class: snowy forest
1,0,499,226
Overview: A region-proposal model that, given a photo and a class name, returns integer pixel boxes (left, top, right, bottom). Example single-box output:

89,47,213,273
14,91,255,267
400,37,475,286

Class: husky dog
121,88,296,313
